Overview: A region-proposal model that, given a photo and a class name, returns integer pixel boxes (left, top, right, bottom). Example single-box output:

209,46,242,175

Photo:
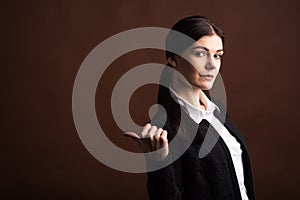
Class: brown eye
214,54,223,59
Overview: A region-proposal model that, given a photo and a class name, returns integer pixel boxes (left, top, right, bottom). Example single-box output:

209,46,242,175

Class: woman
125,16,255,200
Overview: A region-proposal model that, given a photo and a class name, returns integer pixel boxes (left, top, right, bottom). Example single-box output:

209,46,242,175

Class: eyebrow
192,45,224,52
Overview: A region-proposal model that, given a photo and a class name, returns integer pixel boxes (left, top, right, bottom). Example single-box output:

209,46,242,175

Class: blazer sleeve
146,114,184,200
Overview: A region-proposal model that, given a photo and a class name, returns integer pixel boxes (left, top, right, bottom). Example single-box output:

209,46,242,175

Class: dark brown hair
165,15,225,59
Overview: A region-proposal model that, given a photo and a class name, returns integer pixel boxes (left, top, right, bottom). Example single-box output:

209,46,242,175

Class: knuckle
154,134,160,140
157,127,163,132
144,124,151,130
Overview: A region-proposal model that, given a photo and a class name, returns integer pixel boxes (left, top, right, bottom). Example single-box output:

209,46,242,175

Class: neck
171,73,208,111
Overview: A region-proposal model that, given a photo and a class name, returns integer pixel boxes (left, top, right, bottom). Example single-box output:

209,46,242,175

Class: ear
167,56,177,68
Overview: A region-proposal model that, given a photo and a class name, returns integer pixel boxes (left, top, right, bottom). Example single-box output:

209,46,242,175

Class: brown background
2,0,300,199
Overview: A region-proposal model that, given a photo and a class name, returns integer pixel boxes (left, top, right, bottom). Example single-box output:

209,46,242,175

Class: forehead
192,35,223,51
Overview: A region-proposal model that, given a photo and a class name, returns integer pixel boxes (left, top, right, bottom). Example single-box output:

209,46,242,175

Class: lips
200,74,214,80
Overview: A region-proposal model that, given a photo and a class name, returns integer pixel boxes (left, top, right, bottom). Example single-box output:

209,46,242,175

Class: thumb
123,131,141,140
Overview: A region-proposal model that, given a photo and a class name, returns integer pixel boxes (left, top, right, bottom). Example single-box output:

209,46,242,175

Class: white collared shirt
169,87,249,200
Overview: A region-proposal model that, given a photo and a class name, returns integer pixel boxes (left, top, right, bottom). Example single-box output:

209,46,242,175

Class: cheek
179,60,200,75
216,61,222,72
186,58,207,72
179,65,197,79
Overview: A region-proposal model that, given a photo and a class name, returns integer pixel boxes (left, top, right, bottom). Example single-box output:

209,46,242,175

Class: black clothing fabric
146,87,255,200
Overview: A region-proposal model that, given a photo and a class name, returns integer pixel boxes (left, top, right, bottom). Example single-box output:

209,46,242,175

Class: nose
204,59,217,71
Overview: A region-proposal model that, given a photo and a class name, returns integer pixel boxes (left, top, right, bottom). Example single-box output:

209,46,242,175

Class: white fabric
169,87,249,200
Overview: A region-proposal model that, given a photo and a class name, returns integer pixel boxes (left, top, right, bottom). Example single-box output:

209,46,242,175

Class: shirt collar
169,87,220,124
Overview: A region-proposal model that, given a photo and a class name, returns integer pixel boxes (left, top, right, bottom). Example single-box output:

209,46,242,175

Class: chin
199,84,213,91
196,80,215,91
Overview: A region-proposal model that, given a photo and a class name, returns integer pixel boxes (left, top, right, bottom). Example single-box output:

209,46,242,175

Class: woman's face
169,34,224,90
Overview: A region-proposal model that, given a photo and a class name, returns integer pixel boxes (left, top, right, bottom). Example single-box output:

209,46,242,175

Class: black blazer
146,88,255,200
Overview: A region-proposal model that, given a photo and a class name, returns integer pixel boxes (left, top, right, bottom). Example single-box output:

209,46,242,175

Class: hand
124,124,169,161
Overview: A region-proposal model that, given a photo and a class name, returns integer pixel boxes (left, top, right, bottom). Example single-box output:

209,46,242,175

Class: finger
160,130,169,158
123,131,141,140
159,130,168,146
139,125,156,152
154,128,163,150
149,126,159,149
147,125,157,138
141,123,151,138
123,132,142,147
154,128,163,140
